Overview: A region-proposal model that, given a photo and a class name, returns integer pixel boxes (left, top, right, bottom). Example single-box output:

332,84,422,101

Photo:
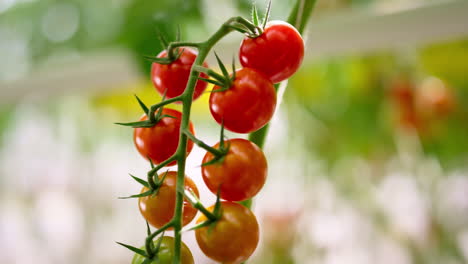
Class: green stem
183,129,225,157
171,16,252,263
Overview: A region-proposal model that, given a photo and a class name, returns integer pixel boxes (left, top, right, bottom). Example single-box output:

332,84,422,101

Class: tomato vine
117,0,317,263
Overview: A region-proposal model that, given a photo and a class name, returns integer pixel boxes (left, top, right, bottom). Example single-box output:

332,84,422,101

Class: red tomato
133,108,194,165
239,20,304,83
195,202,259,264
201,138,267,202
209,68,276,133
139,171,199,228
151,47,208,100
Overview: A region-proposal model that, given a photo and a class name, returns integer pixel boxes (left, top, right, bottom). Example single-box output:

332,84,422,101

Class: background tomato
131,236,194,264
239,20,304,83
195,202,259,264
151,47,208,100
139,171,199,228
209,68,276,133
133,108,194,165
201,138,267,201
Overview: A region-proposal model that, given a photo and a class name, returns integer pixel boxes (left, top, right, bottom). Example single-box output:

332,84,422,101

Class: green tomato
131,236,194,264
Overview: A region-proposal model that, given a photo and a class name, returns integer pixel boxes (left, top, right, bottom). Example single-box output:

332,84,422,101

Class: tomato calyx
183,188,223,231
116,94,182,128
143,28,187,65
194,52,236,91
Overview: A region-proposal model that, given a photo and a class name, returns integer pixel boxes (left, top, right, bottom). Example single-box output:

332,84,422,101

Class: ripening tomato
209,68,276,133
139,171,199,229
131,236,194,264
195,202,259,264
239,20,304,83
133,108,194,165
151,47,208,100
201,138,267,202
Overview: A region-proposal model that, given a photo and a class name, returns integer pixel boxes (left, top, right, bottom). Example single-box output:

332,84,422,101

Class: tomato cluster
122,15,304,264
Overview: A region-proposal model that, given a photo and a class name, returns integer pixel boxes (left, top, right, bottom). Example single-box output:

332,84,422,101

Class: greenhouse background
1,0,468,263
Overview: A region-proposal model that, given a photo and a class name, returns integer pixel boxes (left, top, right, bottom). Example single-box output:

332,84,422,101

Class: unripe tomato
133,108,194,165
151,47,208,100
131,236,194,264
139,171,199,228
209,68,276,133
195,202,259,264
201,138,267,201
239,20,304,83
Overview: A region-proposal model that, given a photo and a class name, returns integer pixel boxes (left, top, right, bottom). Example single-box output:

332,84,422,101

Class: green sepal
114,120,155,128
262,0,272,29
200,155,225,167
213,188,223,218
187,219,215,232
129,173,149,188
143,55,173,65
214,52,229,80
159,114,176,119
118,189,153,199
116,242,148,257
146,221,152,236
198,77,225,87
252,4,260,27
134,94,149,115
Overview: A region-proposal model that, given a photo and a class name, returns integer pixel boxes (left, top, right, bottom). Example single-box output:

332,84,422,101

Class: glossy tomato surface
239,20,304,83
209,68,276,133
131,236,194,264
195,202,259,264
151,47,208,100
133,108,194,165
139,171,199,228
202,138,267,201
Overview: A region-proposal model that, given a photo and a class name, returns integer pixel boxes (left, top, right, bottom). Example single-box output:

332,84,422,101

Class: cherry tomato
131,236,194,264
239,20,304,83
139,171,199,228
133,108,194,165
151,47,208,100
209,68,276,133
195,202,259,264
201,138,267,201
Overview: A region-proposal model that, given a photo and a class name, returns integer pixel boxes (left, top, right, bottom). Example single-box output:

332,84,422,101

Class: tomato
201,138,267,201
139,171,199,228
209,68,276,133
239,20,304,84
131,236,194,264
151,47,208,100
416,77,455,117
195,202,259,264
133,108,194,165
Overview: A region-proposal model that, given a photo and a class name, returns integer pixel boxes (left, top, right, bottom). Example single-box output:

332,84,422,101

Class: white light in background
377,173,430,244
41,3,80,43
33,191,84,259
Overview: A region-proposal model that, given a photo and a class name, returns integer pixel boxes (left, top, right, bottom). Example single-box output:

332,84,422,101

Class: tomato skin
131,236,194,264
133,108,194,165
151,47,208,100
209,68,276,133
201,138,267,202
139,171,199,228
195,202,259,264
239,20,304,83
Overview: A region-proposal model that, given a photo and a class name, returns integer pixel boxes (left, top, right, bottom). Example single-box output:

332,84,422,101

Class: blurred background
1,0,468,263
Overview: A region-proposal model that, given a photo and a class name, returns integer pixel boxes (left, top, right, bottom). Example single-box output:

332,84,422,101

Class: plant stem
171,17,252,263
